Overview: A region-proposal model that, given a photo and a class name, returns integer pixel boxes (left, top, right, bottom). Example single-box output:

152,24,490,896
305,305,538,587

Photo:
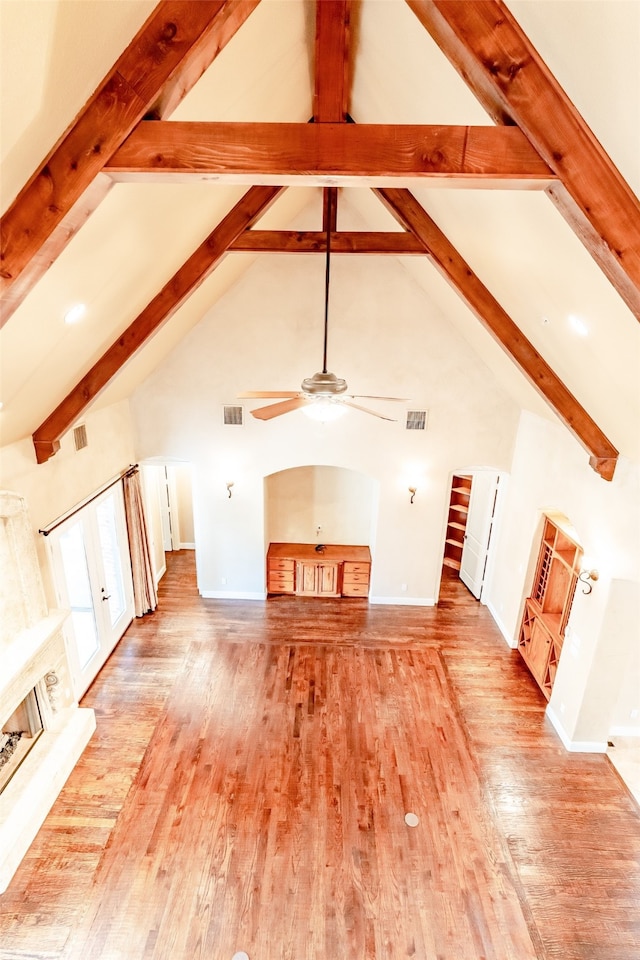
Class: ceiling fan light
302,398,347,422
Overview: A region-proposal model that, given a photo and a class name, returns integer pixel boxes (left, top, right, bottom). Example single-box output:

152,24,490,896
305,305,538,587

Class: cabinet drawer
342,582,369,597
343,572,369,585
343,562,369,576
267,558,295,573
267,572,295,590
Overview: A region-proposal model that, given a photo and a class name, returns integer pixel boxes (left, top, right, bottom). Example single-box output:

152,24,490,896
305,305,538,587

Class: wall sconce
408,486,417,504
578,568,599,594
226,481,234,499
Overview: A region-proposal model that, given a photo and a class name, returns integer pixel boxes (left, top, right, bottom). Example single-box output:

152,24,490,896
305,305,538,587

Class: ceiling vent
223,405,244,426
405,410,428,431
73,423,88,450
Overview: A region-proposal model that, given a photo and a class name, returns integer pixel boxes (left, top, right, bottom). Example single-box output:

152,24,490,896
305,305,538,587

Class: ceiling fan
239,203,407,422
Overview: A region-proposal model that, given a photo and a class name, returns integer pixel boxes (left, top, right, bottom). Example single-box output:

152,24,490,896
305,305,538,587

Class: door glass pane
96,493,126,627
58,522,99,669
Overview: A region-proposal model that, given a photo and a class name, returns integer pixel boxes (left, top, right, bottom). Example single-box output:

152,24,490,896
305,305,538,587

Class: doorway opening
441,471,503,602
140,462,195,588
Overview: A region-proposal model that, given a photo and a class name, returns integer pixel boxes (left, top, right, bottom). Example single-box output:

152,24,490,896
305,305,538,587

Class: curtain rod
39,464,138,536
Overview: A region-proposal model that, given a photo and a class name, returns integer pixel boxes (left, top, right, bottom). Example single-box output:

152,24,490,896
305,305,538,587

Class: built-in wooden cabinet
266,556,295,595
443,474,472,571
296,560,339,596
518,514,582,699
342,561,370,597
266,544,371,598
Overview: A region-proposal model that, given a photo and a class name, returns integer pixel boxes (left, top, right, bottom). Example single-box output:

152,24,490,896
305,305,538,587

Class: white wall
485,410,640,747
0,401,137,604
130,242,520,603
265,465,377,546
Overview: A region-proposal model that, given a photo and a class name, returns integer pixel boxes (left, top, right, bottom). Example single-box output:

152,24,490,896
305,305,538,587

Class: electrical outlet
221,577,227,585
401,583,407,592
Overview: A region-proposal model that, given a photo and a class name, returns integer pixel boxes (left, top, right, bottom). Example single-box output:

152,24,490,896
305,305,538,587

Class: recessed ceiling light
64,303,86,325
569,314,589,336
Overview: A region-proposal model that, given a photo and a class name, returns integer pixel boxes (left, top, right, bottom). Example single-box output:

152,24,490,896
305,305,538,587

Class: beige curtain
123,469,158,617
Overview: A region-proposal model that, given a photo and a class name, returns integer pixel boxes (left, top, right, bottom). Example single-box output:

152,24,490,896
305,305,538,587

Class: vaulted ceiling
1,0,639,479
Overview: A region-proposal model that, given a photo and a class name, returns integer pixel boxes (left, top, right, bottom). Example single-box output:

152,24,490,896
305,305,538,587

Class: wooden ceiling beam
374,186,619,480
107,122,555,183
230,230,425,254
314,0,352,122
0,0,262,326
406,0,640,319
31,184,284,464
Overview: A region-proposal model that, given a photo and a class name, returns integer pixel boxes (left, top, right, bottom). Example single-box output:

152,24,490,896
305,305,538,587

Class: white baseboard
486,601,517,648
154,561,167,586
179,542,196,550
609,725,640,739
546,704,607,753
200,590,266,601
369,596,436,606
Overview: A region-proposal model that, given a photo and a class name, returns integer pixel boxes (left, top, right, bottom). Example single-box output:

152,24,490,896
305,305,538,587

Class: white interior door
49,485,134,698
460,473,500,600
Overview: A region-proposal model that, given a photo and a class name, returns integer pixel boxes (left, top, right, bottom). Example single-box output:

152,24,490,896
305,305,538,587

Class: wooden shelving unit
518,514,582,699
443,475,472,571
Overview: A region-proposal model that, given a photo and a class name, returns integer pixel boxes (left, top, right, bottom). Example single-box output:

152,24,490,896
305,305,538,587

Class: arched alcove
264,465,379,547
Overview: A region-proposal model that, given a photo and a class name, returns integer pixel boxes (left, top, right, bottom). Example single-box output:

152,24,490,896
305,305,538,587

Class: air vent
406,410,427,431
223,405,244,426
73,423,88,450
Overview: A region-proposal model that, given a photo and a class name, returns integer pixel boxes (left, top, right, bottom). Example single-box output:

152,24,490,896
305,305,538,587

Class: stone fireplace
0,491,95,893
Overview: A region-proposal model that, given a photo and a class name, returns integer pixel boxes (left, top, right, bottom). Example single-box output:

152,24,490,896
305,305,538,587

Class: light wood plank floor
1,553,638,959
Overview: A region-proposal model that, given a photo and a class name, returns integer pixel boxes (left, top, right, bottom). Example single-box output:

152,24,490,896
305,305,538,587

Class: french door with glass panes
48,484,134,698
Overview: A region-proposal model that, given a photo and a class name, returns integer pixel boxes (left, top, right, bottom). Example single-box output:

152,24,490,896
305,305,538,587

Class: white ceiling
1,0,639,459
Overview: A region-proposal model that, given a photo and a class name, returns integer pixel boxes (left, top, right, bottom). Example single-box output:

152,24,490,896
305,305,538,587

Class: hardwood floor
1,554,638,959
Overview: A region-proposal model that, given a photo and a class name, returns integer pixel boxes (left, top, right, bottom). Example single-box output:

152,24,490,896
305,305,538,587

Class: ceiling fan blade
250,397,308,420
342,400,398,421
350,394,408,402
238,391,300,399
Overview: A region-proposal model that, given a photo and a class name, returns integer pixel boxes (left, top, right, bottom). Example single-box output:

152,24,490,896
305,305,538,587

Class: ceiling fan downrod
301,191,348,397
322,198,331,376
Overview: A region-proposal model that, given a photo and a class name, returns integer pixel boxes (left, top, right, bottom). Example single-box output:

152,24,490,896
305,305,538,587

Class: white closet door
460,473,500,600
49,485,134,698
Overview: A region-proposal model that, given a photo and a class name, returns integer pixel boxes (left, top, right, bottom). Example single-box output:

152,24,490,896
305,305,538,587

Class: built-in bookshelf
518,514,582,699
443,475,472,571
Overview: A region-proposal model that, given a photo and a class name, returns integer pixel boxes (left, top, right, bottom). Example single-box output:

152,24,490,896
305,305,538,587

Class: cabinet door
317,563,338,595
528,619,552,685
297,562,318,595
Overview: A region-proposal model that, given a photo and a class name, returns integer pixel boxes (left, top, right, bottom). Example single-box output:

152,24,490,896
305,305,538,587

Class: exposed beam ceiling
406,0,640,320
375,186,619,480
0,0,263,326
105,121,555,185
313,0,352,123
32,184,284,463
230,231,425,254
1,0,634,481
